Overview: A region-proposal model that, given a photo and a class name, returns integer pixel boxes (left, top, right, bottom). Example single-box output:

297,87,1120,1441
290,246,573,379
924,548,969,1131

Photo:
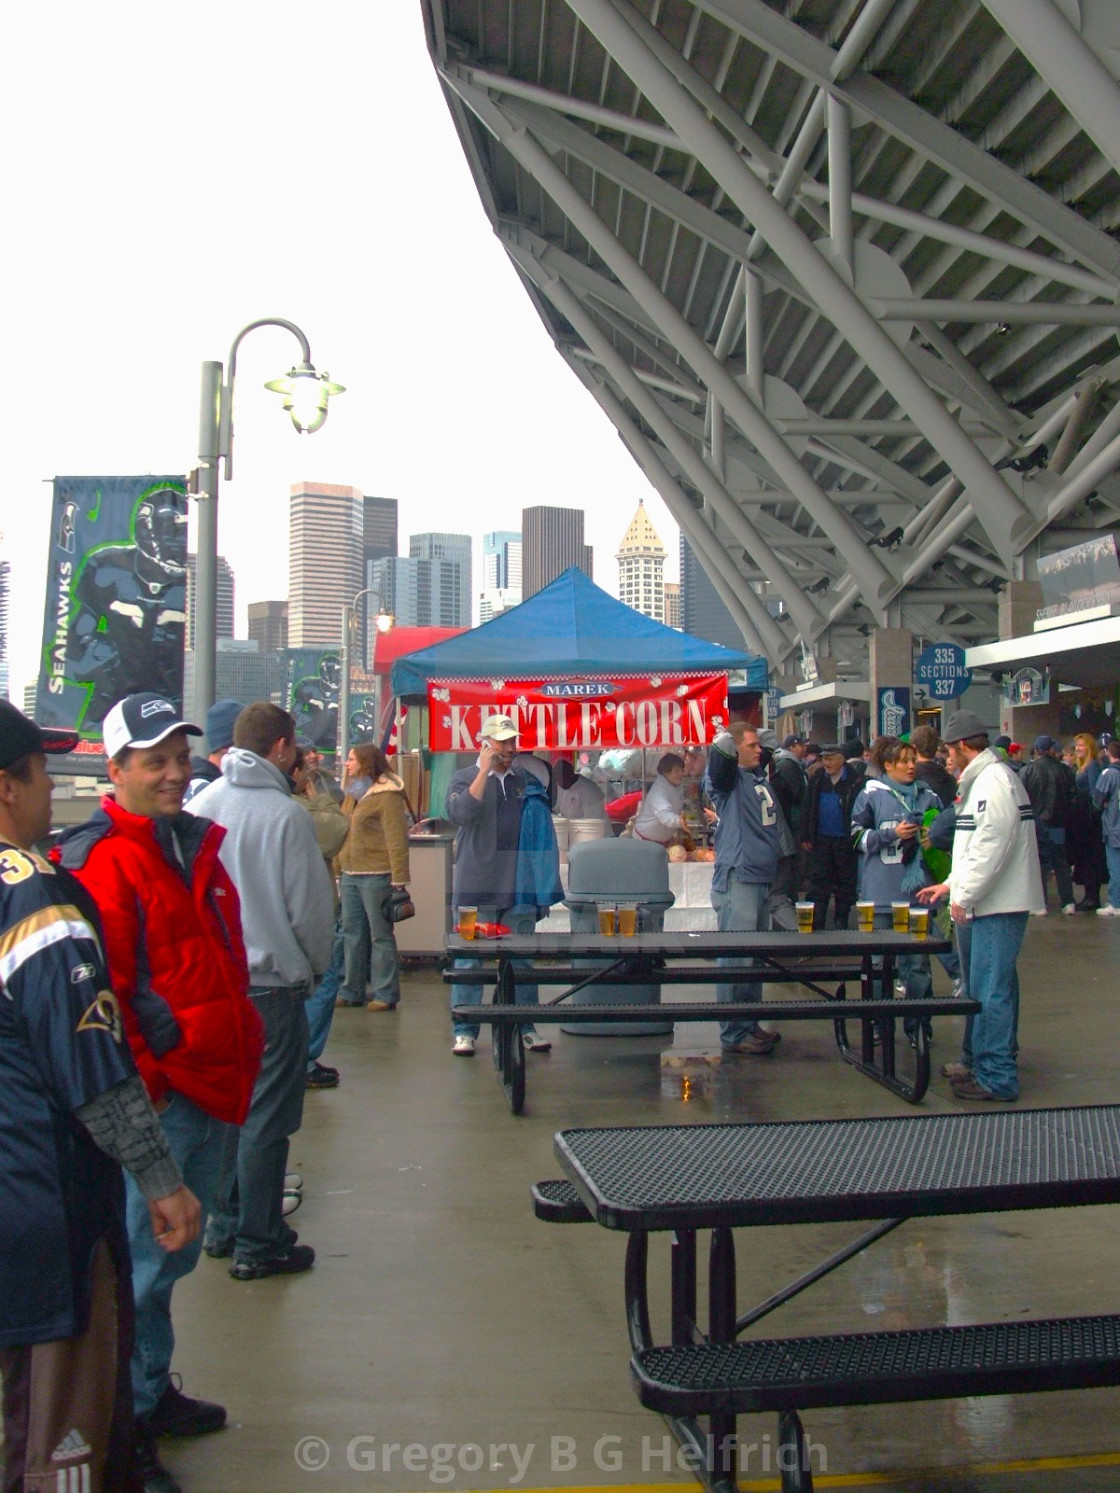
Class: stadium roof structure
419,0,1120,671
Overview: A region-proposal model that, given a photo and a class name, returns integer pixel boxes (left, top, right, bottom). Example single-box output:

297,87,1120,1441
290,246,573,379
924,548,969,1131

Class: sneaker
229,1244,316,1281
133,1421,183,1493
284,1172,303,1191
202,1235,233,1259
281,1190,302,1218
521,1030,552,1052
146,1379,226,1438
940,1060,972,1080
365,999,396,1011
1096,905,1120,917
1031,909,1047,917
724,1030,781,1056
452,1034,476,1056
306,1061,340,1089
950,1076,1016,1102
948,981,964,1000
1076,900,1100,913
1062,903,1077,916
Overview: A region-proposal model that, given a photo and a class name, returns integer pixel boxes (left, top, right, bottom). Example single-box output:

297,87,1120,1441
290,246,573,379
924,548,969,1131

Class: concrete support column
869,628,914,740
998,581,1061,742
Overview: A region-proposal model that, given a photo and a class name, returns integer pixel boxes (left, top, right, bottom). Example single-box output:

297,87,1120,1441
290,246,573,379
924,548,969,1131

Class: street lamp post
194,318,343,714
339,587,394,769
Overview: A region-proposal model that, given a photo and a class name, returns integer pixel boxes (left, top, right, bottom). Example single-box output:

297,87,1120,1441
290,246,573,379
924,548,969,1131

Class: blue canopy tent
390,567,767,698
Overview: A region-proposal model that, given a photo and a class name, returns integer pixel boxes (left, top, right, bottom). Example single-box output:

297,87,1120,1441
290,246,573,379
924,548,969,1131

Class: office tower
681,536,744,651
521,506,592,599
409,533,472,627
480,531,521,622
288,482,364,647
361,496,398,658
0,559,8,701
664,581,682,630
616,500,666,622
371,553,468,629
184,553,235,650
248,600,289,654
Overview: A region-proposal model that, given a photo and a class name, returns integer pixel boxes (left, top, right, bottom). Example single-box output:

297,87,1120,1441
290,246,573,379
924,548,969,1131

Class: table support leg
707,1228,737,1484
493,960,526,1114
671,1230,697,1345
777,1409,813,1493
624,1232,653,1353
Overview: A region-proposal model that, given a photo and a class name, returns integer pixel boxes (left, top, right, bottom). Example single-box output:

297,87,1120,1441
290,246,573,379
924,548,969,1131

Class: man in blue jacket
704,723,782,1055
446,715,560,1056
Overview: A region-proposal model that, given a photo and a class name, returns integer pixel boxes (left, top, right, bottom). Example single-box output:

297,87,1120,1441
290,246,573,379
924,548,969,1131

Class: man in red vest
56,692,263,1493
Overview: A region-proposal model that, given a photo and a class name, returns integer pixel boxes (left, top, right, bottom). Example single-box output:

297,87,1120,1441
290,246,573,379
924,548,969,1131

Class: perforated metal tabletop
557,1106,1120,1231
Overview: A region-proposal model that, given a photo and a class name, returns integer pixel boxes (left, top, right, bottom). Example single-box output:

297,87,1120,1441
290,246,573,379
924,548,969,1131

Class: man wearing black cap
917,710,1043,1102
801,743,863,929
0,703,200,1493
54,692,263,1491
184,697,241,804
1019,735,1077,913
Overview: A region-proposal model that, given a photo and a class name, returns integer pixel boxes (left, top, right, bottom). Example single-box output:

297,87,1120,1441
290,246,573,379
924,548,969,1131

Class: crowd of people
4,687,1117,1492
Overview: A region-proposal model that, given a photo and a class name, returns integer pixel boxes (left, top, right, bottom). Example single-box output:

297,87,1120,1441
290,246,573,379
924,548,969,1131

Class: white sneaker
281,1191,302,1217
1031,909,1047,917
453,1034,477,1055
1096,905,1120,917
1062,903,1077,915
522,1030,552,1052
284,1172,303,1191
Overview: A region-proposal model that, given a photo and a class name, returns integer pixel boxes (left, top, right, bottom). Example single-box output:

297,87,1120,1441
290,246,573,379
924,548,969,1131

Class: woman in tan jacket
336,744,411,1011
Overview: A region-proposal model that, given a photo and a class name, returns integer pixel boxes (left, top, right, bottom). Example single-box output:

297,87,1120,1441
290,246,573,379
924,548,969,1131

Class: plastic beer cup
891,901,910,934
618,904,638,937
795,901,814,934
458,907,478,939
910,906,929,938
598,906,618,936
857,901,875,933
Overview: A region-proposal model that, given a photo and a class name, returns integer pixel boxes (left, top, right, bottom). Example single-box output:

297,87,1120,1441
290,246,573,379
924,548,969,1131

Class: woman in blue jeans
336,744,411,1010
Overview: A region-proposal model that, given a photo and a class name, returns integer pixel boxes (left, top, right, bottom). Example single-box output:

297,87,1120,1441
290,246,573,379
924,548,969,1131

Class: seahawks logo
77,990,124,1044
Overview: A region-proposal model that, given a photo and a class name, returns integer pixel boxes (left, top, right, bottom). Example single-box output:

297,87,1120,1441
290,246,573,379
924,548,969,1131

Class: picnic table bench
445,930,972,1112
543,1106,1120,1493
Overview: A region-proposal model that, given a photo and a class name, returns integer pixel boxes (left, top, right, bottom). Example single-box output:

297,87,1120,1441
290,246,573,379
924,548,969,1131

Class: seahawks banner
37,476,188,749
287,651,381,756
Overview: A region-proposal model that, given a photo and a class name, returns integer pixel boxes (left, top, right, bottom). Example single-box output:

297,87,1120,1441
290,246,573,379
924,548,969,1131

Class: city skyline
3,3,680,705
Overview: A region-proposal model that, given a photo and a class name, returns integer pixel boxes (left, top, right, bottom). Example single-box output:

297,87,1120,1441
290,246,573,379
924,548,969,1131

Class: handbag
390,885,415,923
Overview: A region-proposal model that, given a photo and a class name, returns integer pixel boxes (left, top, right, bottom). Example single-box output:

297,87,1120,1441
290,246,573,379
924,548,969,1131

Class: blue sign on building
877,686,911,738
915,643,972,700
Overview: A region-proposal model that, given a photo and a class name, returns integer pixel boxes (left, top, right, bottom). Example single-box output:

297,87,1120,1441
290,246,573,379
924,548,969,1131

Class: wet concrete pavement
164,912,1120,1492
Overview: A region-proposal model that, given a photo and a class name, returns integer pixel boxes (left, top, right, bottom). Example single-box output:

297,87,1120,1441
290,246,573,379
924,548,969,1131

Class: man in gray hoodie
187,703,334,1279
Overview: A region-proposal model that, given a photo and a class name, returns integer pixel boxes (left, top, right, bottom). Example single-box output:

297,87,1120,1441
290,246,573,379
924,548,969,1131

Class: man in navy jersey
704,723,783,1055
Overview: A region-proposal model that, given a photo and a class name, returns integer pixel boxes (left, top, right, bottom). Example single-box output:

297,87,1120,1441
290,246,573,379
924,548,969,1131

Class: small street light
339,587,394,768
193,318,344,714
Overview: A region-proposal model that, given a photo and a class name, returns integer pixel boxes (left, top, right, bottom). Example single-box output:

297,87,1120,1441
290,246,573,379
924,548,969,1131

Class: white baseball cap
103,692,201,757
478,714,519,742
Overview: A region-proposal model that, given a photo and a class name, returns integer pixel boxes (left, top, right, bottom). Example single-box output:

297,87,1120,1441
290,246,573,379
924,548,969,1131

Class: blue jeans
968,911,1028,1099
1106,843,1120,909
206,988,309,1263
452,907,539,1039
126,1091,230,1418
305,918,344,1063
339,873,400,1007
956,918,974,1067
712,880,769,1047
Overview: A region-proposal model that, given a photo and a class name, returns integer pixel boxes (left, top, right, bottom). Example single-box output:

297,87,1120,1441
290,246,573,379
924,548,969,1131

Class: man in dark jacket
183,697,240,805
1019,735,1077,913
3,703,200,1493
446,715,560,1056
801,743,863,929
911,724,957,807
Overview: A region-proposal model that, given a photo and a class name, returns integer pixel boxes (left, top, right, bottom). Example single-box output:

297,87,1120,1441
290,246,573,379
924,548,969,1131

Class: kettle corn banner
427,675,727,751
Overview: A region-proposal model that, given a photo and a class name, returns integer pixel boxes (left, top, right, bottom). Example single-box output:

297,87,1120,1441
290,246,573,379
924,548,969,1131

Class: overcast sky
3,1,679,702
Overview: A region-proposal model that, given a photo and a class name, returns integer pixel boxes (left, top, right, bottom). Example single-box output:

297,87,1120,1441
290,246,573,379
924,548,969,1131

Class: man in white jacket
918,710,1043,1102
